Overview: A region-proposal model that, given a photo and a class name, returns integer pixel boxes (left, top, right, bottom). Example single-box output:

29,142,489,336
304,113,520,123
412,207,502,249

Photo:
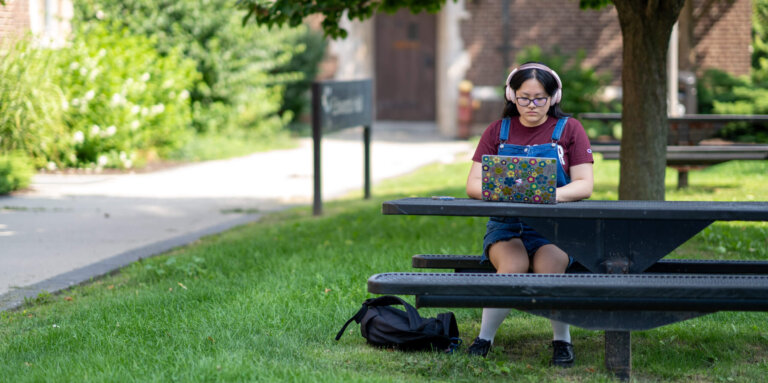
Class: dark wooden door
375,10,436,120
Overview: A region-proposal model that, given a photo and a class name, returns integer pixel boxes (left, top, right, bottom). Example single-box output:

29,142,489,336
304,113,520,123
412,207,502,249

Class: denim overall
498,116,570,187
481,117,572,262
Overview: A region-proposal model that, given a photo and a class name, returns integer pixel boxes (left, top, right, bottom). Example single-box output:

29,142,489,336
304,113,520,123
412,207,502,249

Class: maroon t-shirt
471,116,594,176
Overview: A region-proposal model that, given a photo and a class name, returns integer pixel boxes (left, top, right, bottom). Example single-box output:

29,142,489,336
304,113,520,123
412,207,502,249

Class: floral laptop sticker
481,155,558,204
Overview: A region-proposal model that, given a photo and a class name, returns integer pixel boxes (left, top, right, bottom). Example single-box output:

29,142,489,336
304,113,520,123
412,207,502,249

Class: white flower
73,131,84,144
179,90,190,100
130,105,140,115
140,107,149,116
119,151,127,161
123,159,133,169
47,162,57,171
96,10,105,20
105,126,117,136
97,155,108,167
71,98,80,107
79,67,87,76
69,62,79,70
140,73,150,82
110,93,124,106
52,324,59,328
151,104,165,115
61,99,69,110
88,68,101,81
90,125,100,135
130,120,140,131
84,90,95,100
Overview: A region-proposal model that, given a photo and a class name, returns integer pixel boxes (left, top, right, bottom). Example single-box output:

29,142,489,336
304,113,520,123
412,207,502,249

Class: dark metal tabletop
383,198,768,273
383,198,768,221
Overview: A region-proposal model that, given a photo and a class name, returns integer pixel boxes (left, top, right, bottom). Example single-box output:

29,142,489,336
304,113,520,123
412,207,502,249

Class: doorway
374,9,436,120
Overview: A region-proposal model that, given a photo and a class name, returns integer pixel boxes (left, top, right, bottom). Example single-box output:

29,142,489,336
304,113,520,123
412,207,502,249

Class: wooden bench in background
580,113,768,188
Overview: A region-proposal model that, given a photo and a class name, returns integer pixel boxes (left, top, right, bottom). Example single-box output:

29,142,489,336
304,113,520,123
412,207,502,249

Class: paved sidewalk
0,122,473,311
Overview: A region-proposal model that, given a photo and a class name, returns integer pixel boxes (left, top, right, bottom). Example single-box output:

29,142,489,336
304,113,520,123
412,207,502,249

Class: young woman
465,63,594,367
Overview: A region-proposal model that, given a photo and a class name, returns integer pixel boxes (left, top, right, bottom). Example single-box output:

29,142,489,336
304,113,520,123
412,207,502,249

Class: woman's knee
531,244,569,273
489,240,529,273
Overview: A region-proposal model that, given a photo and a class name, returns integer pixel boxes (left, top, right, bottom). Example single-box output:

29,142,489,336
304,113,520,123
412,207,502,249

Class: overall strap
499,118,511,141
551,117,569,142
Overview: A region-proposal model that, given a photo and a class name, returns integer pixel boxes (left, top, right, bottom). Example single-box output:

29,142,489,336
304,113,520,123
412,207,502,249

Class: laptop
481,155,558,204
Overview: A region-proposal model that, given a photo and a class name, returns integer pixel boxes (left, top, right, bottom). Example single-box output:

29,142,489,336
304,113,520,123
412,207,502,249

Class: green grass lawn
168,130,297,163
1,156,767,382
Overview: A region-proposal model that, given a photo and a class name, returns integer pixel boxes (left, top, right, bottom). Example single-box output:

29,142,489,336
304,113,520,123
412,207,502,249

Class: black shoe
551,340,574,367
467,337,492,357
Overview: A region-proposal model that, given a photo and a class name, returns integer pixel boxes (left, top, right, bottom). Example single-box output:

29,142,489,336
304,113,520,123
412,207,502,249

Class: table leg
605,330,631,381
678,170,689,189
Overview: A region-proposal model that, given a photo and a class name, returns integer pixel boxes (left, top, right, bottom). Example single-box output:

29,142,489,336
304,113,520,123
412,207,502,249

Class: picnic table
580,113,768,188
580,113,768,146
368,197,768,380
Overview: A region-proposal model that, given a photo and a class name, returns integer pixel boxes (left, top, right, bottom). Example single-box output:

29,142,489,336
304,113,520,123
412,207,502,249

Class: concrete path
0,122,473,311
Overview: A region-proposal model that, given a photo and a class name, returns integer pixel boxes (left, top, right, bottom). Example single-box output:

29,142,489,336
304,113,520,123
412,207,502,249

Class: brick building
326,0,753,137
0,0,73,46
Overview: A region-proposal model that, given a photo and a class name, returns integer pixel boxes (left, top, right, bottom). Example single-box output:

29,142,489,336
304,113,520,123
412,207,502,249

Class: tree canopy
238,0,448,38
239,0,619,39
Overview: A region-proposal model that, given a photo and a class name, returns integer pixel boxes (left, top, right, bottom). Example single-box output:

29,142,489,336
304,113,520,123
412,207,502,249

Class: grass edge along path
1,157,767,382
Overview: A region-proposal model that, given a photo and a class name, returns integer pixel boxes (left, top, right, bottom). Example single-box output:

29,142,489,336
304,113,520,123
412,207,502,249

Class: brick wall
0,0,30,43
461,0,752,124
461,0,621,88
461,0,622,124
1,0,74,47
692,0,752,76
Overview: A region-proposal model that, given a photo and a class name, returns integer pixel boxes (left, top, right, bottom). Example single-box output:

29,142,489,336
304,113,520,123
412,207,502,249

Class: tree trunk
613,0,685,201
678,0,694,72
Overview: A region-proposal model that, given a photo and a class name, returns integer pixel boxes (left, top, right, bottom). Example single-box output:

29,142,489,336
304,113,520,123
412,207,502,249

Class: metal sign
314,80,373,132
311,79,374,216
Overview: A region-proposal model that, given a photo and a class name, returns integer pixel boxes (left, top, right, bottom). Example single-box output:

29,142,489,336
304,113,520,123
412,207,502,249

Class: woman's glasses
515,97,549,107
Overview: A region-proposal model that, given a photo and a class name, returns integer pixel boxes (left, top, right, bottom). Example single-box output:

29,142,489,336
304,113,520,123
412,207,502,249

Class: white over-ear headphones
504,63,563,105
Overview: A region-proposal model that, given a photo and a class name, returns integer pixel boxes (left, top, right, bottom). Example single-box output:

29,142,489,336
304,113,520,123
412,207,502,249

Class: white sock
477,308,511,342
551,319,571,343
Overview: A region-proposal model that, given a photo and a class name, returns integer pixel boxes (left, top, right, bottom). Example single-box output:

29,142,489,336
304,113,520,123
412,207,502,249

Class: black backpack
335,295,461,352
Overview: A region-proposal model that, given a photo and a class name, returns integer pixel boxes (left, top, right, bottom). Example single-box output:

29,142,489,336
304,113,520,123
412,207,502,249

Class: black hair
501,62,570,119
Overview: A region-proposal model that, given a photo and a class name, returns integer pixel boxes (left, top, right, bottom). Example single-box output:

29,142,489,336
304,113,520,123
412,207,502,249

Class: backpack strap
335,303,368,340
362,296,422,329
551,117,569,142
499,118,511,142
335,296,422,340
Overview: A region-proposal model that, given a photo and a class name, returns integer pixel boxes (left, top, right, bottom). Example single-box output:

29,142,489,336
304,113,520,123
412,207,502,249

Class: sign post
311,79,373,216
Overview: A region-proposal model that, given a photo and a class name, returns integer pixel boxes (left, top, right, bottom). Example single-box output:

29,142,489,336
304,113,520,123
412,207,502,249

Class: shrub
0,38,72,169
0,152,35,194
271,27,327,128
0,25,199,170
74,0,317,137
694,0,768,143
697,69,768,143
753,0,768,85
52,23,199,168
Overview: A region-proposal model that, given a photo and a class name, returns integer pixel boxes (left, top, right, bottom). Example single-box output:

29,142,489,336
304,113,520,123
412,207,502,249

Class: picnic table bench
580,113,768,188
368,197,768,380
